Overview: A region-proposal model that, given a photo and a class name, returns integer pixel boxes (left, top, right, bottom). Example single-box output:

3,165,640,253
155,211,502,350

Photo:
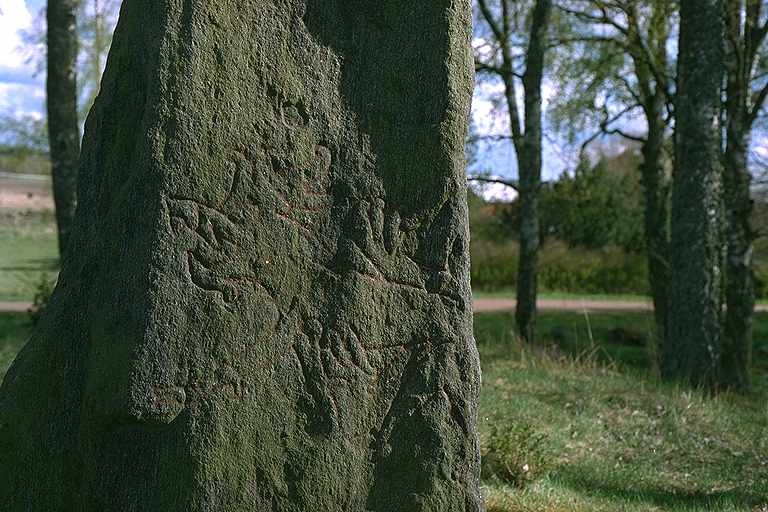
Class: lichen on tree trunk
664,0,725,388
720,0,761,392
46,0,81,256
640,106,671,353
515,0,551,344
0,1,484,510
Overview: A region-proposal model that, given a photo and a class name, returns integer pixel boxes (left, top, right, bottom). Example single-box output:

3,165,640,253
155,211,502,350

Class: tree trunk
664,0,725,388
515,0,551,344
722,78,754,390
640,102,671,353
718,0,759,391
46,0,81,256
0,2,483,510
515,151,540,344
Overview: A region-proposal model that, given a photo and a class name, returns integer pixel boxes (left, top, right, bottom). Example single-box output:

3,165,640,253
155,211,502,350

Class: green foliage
546,1,676,149
468,190,515,242
27,273,55,327
500,151,646,253
482,420,553,488
470,240,519,289
471,240,648,295
0,313,30,381
538,242,648,294
0,114,50,175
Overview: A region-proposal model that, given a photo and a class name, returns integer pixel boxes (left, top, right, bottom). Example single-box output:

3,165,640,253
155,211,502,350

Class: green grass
476,311,768,512
1,309,766,511
0,313,30,378
475,288,768,306
0,210,59,302
474,289,652,303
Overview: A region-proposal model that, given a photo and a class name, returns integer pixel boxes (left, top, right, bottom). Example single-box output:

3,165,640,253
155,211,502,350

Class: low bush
481,420,553,489
471,240,649,295
27,273,55,326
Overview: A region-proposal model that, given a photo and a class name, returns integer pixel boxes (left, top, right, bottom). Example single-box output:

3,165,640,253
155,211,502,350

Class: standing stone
0,1,483,511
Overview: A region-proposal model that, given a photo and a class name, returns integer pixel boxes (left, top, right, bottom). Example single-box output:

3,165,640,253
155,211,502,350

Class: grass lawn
0,210,58,302
1,309,766,511
476,311,768,511
474,289,653,303
0,312,30,378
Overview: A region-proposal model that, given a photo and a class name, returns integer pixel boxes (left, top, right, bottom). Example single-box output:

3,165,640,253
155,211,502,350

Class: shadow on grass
555,466,766,511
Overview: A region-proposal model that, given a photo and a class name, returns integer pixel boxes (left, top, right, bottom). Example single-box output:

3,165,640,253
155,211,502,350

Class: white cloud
0,82,43,117
0,0,33,69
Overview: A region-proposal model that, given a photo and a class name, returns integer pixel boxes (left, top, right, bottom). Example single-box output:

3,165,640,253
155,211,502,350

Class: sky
0,0,45,119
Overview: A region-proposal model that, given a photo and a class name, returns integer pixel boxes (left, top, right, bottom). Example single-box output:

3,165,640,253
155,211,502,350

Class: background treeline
471,147,768,298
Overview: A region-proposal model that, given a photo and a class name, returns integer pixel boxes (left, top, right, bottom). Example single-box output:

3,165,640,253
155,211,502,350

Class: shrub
471,240,519,290
481,420,552,488
471,239,649,295
27,273,55,326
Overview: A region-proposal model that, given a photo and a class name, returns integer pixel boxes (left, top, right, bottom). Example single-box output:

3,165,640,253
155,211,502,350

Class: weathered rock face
0,1,483,510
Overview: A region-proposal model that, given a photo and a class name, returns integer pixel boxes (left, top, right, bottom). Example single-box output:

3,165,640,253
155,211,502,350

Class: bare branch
467,175,520,191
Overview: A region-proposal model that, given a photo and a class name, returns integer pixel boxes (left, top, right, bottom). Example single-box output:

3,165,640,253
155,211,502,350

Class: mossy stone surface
0,1,483,510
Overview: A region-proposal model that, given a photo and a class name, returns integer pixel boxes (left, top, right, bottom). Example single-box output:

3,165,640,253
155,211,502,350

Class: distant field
0,172,59,302
0,210,58,302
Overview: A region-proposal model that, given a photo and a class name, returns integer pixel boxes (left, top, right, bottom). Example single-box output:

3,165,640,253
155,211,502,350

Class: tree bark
721,0,757,391
0,1,483,510
626,0,673,355
722,122,754,391
664,0,726,388
640,103,671,353
515,0,552,344
46,0,80,257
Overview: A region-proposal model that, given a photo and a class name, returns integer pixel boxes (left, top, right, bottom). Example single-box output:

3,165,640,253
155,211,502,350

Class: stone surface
0,1,483,510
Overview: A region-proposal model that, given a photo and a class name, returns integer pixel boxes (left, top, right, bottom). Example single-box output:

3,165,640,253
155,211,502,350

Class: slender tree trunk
515,0,551,343
625,0,673,358
718,0,768,391
722,58,754,390
640,104,671,352
664,0,725,388
515,145,540,344
46,0,81,256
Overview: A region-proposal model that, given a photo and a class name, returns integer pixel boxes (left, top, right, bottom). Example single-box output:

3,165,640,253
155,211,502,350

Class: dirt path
473,297,653,313
473,297,768,313
0,302,31,313
2,298,767,314
0,172,53,210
